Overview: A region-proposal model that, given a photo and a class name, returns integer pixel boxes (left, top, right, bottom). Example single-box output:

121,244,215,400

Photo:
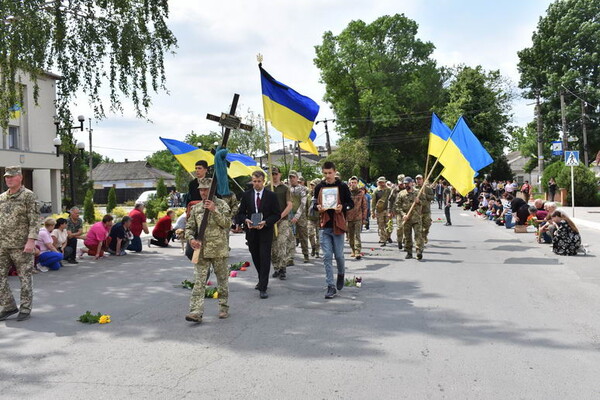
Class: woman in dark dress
548,177,557,202
550,210,581,256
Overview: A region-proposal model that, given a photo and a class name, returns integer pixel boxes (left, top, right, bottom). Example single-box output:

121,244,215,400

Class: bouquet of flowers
205,287,219,298
181,279,195,290
344,276,363,288
78,311,111,324
229,261,250,271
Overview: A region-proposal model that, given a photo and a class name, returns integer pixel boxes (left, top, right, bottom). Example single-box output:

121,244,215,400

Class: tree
517,0,600,167
0,0,177,130
155,177,168,199
488,155,514,182
314,14,445,180
556,164,599,206
322,137,370,181
83,188,95,224
106,186,117,213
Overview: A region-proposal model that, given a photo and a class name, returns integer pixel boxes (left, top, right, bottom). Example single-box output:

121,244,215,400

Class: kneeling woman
551,210,581,256
37,217,64,271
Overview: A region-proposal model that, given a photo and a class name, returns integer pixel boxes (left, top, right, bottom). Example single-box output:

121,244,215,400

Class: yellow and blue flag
260,65,319,143
9,104,22,119
438,117,493,196
299,129,319,155
226,153,262,178
160,137,214,173
427,113,452,158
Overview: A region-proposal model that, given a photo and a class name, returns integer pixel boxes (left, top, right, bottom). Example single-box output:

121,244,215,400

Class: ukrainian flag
226,153,262,178
427,113,452,158
159,137,214,173
260,65,319,143
9,104,22,119
438,117,493,196
299,129,319,155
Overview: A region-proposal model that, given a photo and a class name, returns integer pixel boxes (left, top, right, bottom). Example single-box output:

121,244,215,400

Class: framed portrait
320,187,339,210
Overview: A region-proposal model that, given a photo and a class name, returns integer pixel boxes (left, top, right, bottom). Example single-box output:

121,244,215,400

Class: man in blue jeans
313,162,354,299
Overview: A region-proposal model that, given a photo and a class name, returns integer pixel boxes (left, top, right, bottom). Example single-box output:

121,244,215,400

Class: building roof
91,161,175,182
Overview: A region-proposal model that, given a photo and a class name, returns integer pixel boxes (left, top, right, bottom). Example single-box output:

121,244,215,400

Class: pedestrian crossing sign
565,151,579,167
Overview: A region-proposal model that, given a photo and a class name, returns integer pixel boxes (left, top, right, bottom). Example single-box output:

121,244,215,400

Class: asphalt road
1,207,599,399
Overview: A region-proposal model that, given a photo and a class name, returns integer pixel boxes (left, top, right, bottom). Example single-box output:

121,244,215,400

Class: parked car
135,190,157,205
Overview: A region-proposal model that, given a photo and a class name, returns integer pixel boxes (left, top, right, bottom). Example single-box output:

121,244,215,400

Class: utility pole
560,90,568,152
581,100,589,166
316,118,335,156
296,141,302,168
88,118,93,181
536,94,544,177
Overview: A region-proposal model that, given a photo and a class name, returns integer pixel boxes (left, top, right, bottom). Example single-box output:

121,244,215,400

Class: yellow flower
212,292,219,299
99,315,111,324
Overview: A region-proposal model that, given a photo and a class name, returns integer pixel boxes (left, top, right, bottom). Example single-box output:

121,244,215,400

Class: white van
135,190,157,205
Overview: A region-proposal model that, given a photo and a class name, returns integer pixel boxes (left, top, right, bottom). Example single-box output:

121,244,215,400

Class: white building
1,72,63,213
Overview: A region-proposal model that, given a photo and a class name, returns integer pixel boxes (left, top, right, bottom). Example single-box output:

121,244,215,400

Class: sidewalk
558,206,600,231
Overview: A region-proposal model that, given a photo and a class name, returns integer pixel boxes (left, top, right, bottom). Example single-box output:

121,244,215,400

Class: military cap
197,177,213,189
288,170,298,177
403,176,414,184
349,176,358,181
397,174,405,181
270,166,280,174
377,176,386,183
310,178,321,186
3,166,22,177
415,174,424,179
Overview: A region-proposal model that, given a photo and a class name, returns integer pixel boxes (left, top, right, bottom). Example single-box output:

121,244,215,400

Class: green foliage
314,14,445,180
78,311,102,324
83,188,95,224
155,177,168,199
227,109,268,157
145,194,167,222
556,165,599,206
323,137,371,180
489,155,514,182
112,207,127,218
541,160,564,191
0,1,177,130
106,187,117,213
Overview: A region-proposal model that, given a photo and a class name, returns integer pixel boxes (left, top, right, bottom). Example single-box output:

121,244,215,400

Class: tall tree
518,0,600,166
0,0,177,129
314,14,445,180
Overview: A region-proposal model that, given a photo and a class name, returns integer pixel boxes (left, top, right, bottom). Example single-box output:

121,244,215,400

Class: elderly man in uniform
307,178,321,258
415,174,435,244
0,166,40,321
269,167,293,280
185,178,231,323
396,176,426,260
288,170,310,263
371,176,392,246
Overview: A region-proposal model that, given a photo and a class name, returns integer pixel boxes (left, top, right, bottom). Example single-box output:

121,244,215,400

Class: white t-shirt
51,228,68,249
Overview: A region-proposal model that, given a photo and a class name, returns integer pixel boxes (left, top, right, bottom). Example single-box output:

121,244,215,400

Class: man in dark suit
236,170,281,299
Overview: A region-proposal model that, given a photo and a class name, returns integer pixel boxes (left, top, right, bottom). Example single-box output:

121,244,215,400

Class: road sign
551,141,563,156
565,151,580,167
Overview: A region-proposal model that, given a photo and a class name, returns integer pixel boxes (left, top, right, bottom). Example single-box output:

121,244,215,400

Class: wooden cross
196,93,253,246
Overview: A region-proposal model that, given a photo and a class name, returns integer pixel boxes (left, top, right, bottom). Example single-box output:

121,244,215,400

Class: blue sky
70,0,554,161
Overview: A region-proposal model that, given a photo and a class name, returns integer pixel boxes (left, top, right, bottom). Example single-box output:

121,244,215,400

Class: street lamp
54,114,86,206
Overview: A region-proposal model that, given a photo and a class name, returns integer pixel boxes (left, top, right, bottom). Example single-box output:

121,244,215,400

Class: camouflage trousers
0,248,34,313
347,220,363,254
189,257,229,315
376,214,390,243
421,212,432,243
396,215,404,245
293,217,309,257
272,219,292,271
403,218,424,254
308,220,320,254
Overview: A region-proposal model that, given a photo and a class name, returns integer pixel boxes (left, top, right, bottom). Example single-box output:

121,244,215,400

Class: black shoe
387,238,392,243
416,252,423,260
405,253,413,259
380,242,386,247
324,285,337,299
398,243,403,250
355,254,362,260
445,222,452,226
303,255,309,263
255,283,259,290
67,258,78,264
336,274,345,291
272,270,281,278
259,291,269,299
16,312,30,321
0,308,18,321
279,271,287,280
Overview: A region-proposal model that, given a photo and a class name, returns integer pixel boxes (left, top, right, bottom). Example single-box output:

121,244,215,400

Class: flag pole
258,54,278,236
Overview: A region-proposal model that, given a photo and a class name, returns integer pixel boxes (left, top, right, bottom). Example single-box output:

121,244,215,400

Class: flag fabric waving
226,153,262,178
299,129,319,155
9,104,22,119
259,65,319,143
438,117,493,196
427,113,452,158
160,137,214,173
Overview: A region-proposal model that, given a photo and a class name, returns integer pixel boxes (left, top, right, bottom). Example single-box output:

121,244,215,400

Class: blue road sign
551,141,563,156
565,151,580,167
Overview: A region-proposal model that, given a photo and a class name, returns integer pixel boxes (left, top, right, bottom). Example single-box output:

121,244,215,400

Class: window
8,126,19,149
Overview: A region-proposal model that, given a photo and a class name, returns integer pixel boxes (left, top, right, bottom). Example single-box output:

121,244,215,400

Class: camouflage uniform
396,189,425,256
371,186,391,243
0,184,39,315
388,183,405,247
416,184,435,243
306,187,320,257
270,182,292,272
185,196,231,317
289,183,309,261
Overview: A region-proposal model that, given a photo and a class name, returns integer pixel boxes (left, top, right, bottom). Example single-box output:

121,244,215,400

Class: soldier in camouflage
389,174,405,249
185,178,231,324
395,176,426,260
307,179,321,258
0,166,40,321
415,174,434,244
371,176,392,246
288,171,310,263
269,167,292,280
